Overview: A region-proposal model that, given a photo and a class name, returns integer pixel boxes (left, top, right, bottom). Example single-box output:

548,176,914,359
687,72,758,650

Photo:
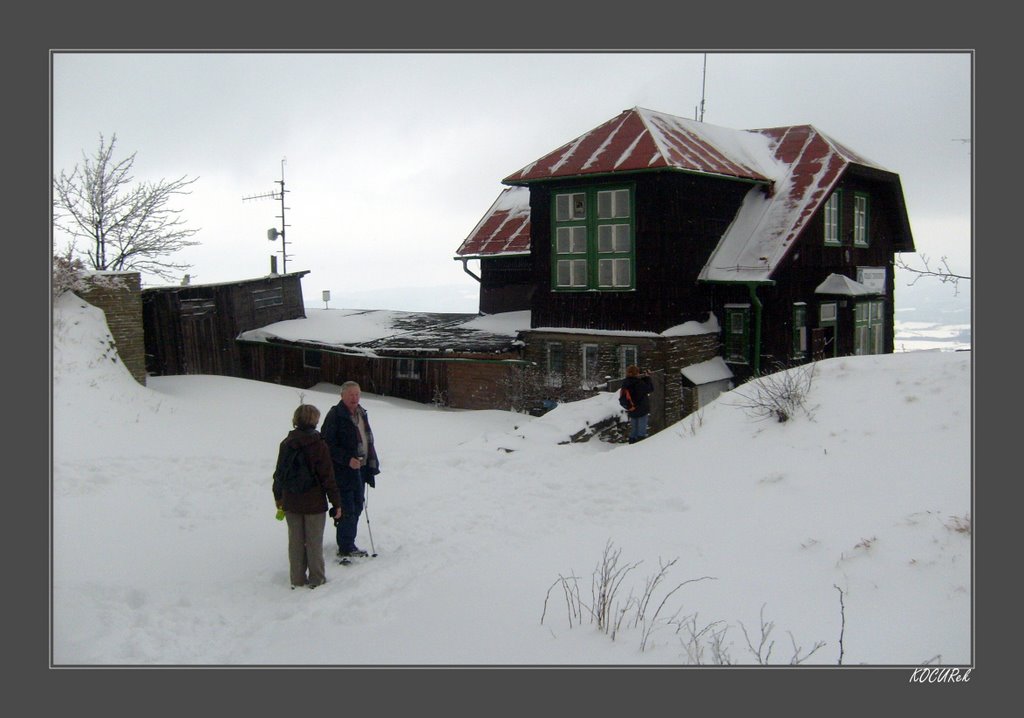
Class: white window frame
396,357,421,379
853,193,869,247
824,191,841,246
619,345,638,377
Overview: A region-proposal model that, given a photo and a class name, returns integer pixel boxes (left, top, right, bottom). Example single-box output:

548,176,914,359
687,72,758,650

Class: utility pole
243,158,291,274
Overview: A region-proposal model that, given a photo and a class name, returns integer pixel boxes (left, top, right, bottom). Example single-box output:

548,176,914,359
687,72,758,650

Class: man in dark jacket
321,381,381,559
620,365,654,443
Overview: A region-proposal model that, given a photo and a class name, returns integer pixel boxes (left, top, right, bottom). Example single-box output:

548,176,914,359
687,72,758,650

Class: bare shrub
728,361,817,423
543,541,834,664
739,603,826,665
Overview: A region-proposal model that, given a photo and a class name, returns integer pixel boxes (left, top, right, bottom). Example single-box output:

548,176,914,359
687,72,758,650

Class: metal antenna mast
698,53,707,122
243,157,291,274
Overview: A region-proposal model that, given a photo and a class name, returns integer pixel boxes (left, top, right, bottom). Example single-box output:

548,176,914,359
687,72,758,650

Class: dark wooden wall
238,341,526,410
143,273,307,377
528,172,751,333
706,170,906,381
479,255,534,314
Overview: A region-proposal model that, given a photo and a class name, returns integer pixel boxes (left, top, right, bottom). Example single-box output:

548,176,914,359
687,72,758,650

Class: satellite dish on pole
244,158,291,272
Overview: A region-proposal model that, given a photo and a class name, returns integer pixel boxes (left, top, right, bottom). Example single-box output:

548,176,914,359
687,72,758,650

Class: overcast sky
51,51,972,309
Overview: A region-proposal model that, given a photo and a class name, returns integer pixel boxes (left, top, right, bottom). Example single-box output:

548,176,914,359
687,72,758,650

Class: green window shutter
853,300,884,355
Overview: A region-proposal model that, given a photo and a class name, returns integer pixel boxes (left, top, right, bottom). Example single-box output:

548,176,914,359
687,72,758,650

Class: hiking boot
338,548,369,558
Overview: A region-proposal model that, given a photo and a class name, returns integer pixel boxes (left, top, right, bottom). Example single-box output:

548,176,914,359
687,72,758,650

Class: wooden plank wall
143,274,306,377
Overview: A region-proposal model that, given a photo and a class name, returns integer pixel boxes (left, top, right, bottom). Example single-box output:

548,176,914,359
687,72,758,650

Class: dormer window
552,185,635,291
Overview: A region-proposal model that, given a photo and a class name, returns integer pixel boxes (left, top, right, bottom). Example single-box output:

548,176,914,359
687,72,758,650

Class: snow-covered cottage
456,106,916,431
136,106,914,437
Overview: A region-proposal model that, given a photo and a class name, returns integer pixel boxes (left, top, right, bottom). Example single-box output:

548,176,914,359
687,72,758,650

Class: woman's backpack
276,445,317,494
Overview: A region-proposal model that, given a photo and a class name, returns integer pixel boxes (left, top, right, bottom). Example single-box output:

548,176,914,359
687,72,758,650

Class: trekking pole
364,489,378,557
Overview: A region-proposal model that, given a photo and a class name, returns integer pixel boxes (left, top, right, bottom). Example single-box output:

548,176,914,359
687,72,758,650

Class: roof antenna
698,53,707,122
243,157,291,274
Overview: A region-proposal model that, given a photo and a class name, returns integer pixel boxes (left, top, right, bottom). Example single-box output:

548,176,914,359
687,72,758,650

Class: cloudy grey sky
52,51,971,311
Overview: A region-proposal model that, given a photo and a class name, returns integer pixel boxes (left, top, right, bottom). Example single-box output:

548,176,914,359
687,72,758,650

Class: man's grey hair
340,380,361,395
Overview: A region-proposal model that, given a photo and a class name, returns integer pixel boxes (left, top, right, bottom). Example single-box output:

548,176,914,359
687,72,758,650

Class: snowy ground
51,292,971,666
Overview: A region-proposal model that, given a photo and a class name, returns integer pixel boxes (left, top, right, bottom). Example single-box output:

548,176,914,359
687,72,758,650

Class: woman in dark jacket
620,365,654,444
273,404,343,589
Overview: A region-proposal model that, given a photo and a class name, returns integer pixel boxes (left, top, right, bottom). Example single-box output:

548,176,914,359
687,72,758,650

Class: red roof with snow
458,107,908,281
503,107,776,184
455,186,531,258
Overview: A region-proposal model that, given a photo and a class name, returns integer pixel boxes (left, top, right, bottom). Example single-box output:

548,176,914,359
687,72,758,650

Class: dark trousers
336,469,365,552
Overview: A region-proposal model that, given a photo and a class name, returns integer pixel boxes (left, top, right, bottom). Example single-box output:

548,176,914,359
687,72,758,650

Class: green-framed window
724,304,751,364
792,303,808,360
854,300,885,355
853,193,870,247
552,186,635,291
824,190,842,246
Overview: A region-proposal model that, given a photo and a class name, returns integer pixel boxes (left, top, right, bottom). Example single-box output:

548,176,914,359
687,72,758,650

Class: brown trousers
285,512,328,587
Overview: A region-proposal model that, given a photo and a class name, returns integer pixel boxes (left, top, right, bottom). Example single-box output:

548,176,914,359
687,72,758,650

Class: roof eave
502,166,772,188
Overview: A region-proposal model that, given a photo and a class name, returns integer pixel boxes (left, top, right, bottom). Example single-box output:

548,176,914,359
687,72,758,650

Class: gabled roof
455,186,531,258
699,124,895,283
459,107,911,282
503,107,779,184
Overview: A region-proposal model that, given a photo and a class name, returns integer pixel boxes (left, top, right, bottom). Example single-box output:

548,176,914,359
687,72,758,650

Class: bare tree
895,253,971,296
53,133,200,281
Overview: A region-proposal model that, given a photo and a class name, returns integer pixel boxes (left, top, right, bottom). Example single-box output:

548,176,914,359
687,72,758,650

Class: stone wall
517,329,723,433
77,272,146,385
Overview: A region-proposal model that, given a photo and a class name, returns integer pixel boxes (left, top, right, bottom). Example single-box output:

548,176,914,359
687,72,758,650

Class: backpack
276,444,317,494
619,387,636,412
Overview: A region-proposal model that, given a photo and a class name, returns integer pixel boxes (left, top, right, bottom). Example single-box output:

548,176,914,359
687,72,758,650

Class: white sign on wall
857,266,887,293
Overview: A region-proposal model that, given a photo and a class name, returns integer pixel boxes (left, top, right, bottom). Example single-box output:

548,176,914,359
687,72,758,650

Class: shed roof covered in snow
238,309,530,357
680,356,734,386
814,273,878,296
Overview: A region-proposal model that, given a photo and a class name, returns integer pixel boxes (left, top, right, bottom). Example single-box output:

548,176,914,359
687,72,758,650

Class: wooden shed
142,272,308,377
